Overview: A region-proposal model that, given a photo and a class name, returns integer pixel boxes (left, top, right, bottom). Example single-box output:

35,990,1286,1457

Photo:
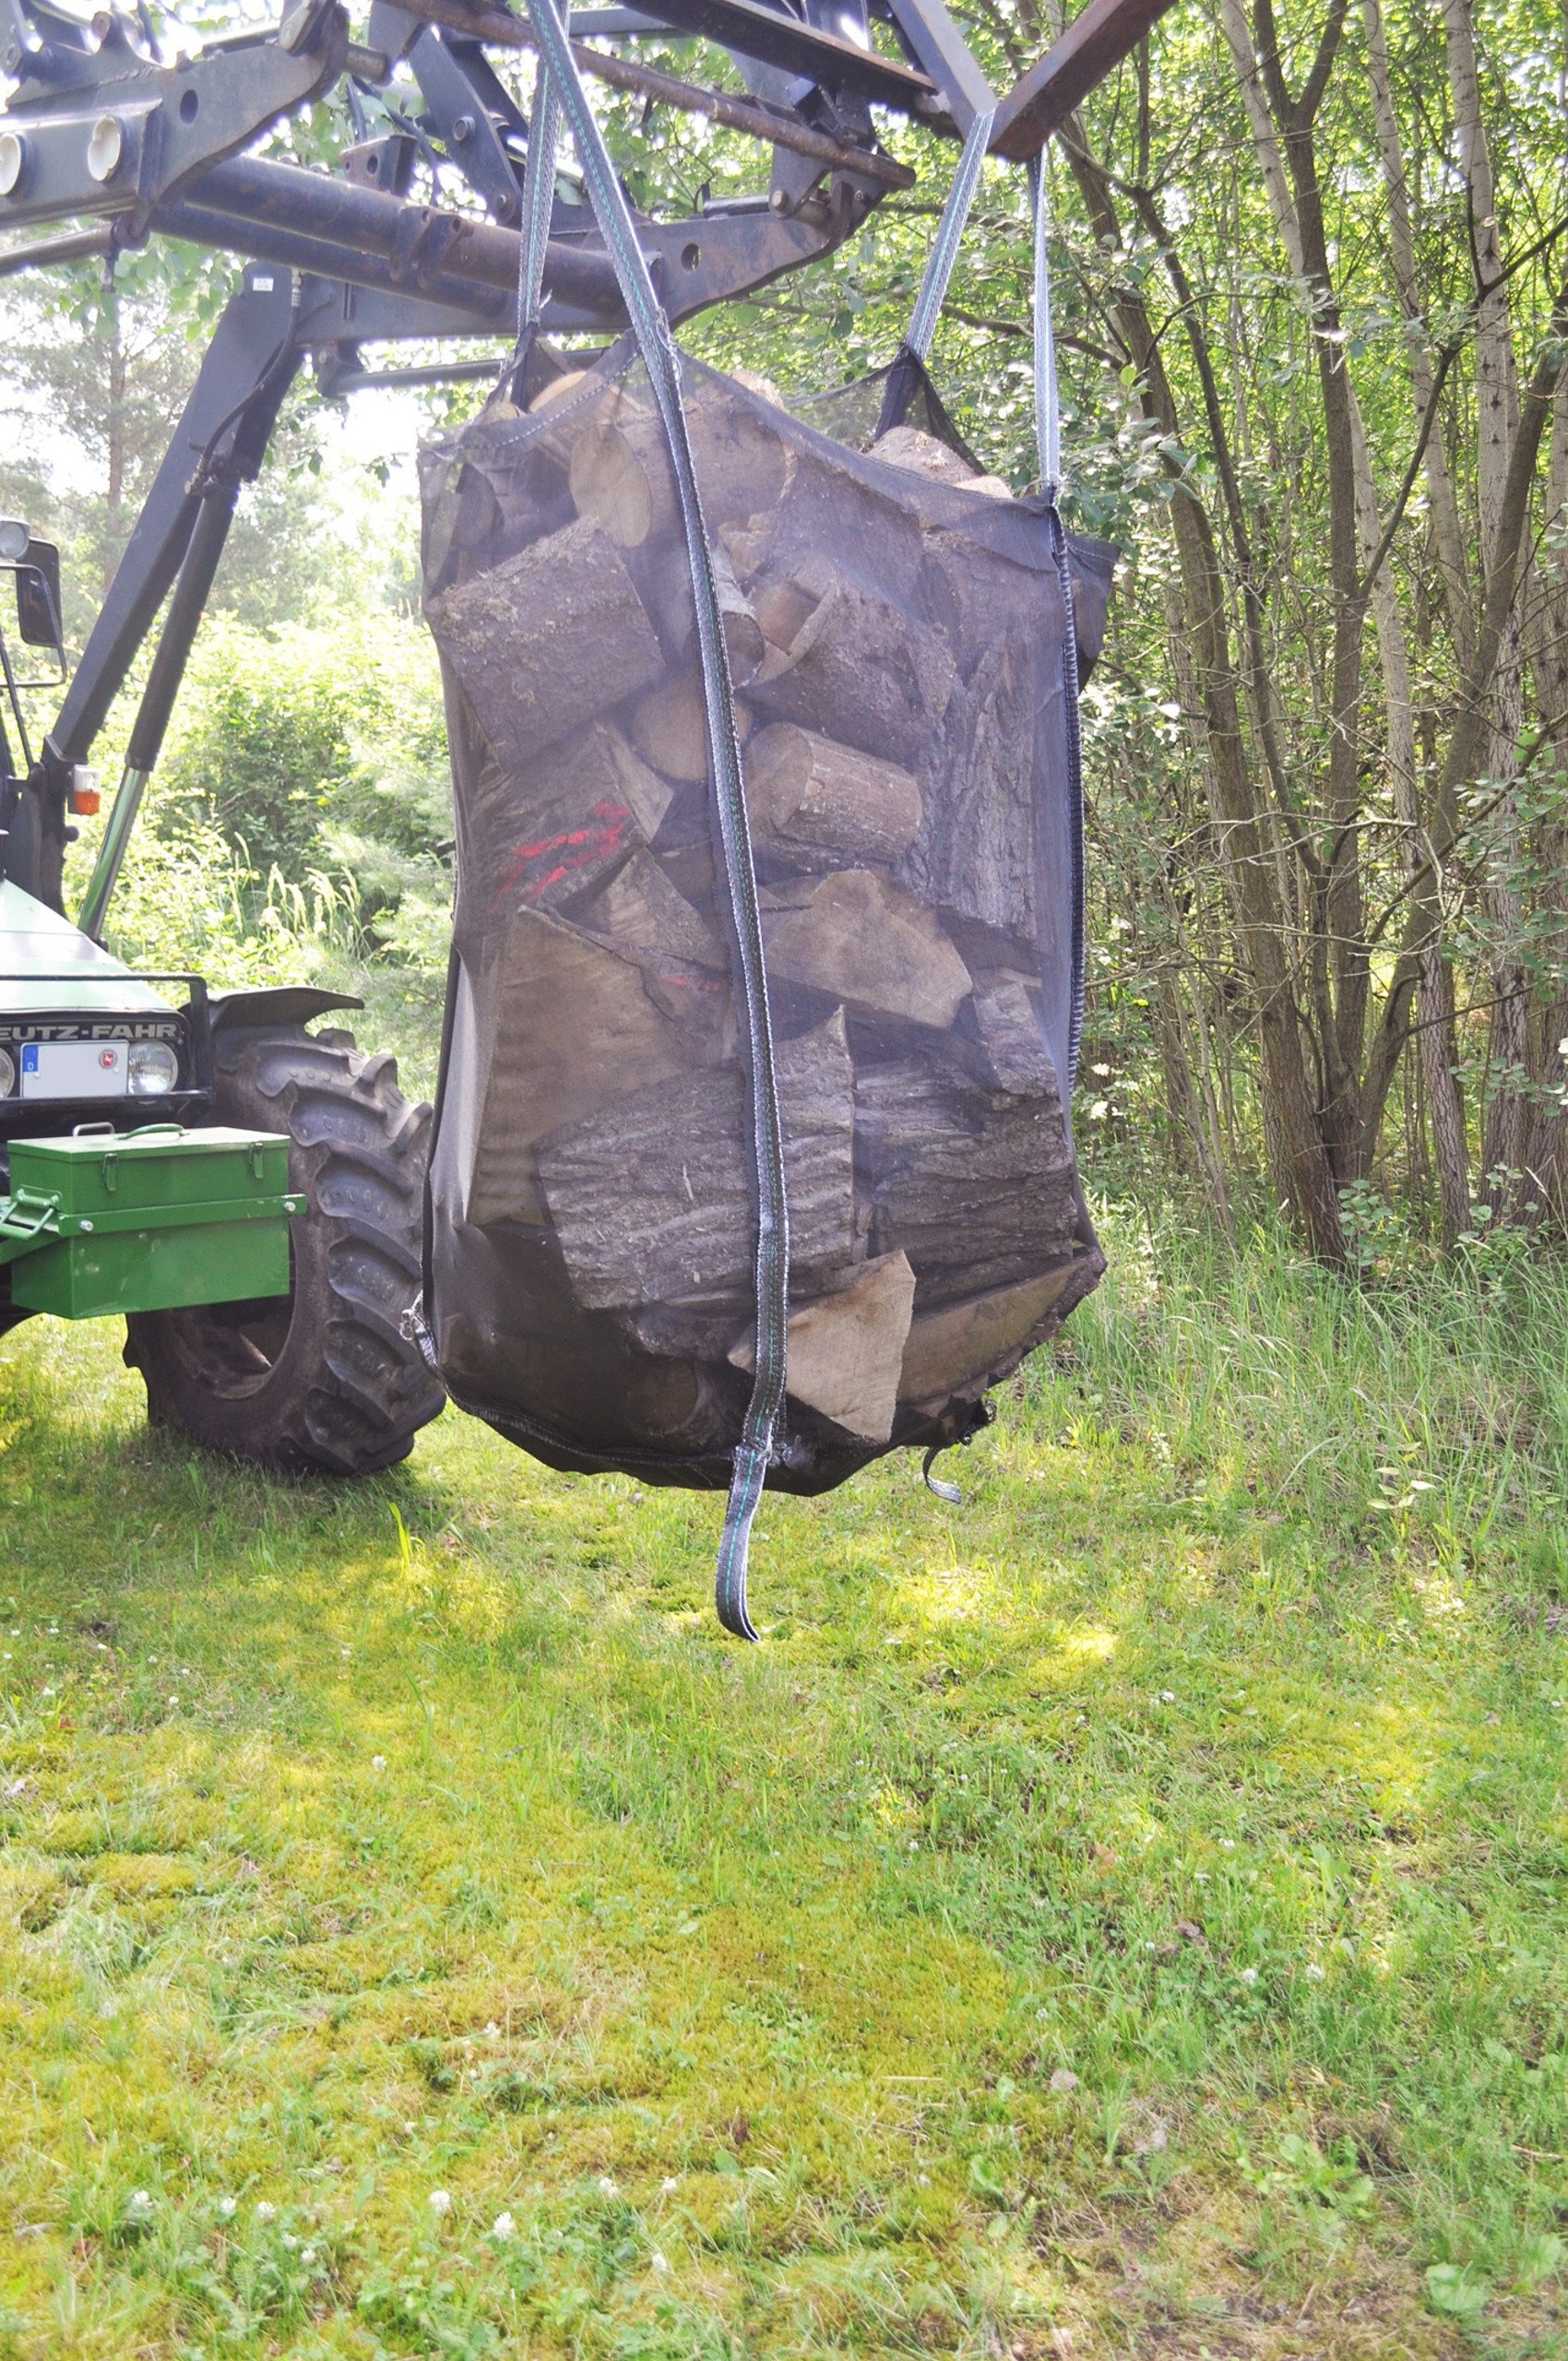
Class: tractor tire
124,1025,445,1476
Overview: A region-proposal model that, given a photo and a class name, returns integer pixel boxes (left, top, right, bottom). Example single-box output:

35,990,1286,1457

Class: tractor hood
0,880,176,1018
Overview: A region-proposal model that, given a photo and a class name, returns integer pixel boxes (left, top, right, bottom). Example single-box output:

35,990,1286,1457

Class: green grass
1,1209,1565,2358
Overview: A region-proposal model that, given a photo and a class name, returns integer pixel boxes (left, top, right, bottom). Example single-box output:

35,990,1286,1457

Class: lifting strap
1030,156,1086,1090
516,0,560,335
522,0,787,1640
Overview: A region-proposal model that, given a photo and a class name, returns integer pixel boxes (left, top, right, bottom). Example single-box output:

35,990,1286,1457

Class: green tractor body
1,879,298,1327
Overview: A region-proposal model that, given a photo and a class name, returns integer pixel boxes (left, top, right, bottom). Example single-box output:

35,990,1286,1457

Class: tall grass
1047,1204,1568,1589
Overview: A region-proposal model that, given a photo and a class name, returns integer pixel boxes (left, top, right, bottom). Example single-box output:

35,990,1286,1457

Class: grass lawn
1,1216,1565,2358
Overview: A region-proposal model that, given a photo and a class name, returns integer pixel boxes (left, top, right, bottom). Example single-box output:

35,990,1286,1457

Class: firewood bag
415,33,1116,1626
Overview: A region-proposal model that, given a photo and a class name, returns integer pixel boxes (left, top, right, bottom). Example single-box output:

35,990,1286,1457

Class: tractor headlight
127,1040,179,1096
0,1045,14,1097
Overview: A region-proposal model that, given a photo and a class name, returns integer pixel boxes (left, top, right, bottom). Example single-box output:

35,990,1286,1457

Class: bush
155,610,451,941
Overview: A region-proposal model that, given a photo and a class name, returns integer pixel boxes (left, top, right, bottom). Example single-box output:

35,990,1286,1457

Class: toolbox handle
123,1123,186,1140
70,1121,116,1136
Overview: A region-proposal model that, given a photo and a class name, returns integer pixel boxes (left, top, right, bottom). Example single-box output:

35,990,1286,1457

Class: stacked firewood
422,361,1097,1453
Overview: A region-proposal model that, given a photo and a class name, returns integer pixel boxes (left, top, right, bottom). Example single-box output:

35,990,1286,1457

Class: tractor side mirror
15,539,63,653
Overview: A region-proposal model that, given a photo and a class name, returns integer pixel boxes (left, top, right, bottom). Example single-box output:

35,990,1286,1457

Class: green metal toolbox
0,1124,302,1319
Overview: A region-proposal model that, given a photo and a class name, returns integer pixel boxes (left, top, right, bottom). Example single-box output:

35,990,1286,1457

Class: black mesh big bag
419,42,1115,1632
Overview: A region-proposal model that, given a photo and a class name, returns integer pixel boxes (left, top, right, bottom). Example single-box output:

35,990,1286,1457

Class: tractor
0,0,1159,1477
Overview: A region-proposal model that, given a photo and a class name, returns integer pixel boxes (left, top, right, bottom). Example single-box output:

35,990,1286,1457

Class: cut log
685,387,793,524
732,367,787,408
427,515,667,765
897,633,1041,941
644,541,766,685
470,724,671,918
465,908,695,1228
745,722,921,871
537,1011,856,1311
764,870,971,1030
569,405,679,552
730,1251,915,1442
627,675,751,784
963,973,1058,1097
872,422,1013,501
854,1054,1078,1300
754,575,818,654
747,561,956,766
422,457,507,594
529,369,590,414
578,847,726,969
897,1256,1087,1406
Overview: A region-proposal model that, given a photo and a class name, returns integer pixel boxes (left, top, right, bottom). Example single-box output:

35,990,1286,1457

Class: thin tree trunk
1360,0,1472,1241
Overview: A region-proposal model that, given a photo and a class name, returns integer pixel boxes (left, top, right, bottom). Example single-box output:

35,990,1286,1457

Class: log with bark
763,870,972,1030
897,1253,1091,1407
745,559,958,767
537,1010,857,1311
744,722,922,871
428,514,667,765
960,973,1059,1096
464,908,699,1228
643,541,767,684
871,421,1014,502
468,723,674,918
566,380,792,548
896,633,1043,942
854,1052,1078,1301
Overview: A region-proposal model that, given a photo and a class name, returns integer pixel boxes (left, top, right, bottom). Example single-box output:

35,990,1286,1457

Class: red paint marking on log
492,801,634,908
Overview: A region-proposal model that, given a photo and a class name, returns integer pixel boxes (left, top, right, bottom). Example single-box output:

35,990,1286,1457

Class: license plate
19,1040,128,1099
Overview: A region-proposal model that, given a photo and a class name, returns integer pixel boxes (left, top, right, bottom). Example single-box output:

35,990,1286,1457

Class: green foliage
151,609,450,934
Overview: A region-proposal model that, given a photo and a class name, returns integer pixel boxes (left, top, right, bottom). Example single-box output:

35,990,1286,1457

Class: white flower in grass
281,2232,298,2250
1239,1966,1259,1986
650,2249,670,2274
218,2196,237,2220
301,2247,317,2267
126,2190,153,2222
660,2177,680,2194
371,1755,387,1772
429,2189,452,2216
255,2201,277,2223
491,2212,516,2241
1305,1963,1325,1980
483,2021,501,2041
598,2177,619,2199
1160,1690,1175,1703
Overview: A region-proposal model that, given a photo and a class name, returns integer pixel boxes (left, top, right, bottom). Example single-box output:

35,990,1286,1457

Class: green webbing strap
517,9,560,334
1029,157,1086,1090
1029,156,1062,499
521,0,788,1640
906,106,996,362
874,104,993,439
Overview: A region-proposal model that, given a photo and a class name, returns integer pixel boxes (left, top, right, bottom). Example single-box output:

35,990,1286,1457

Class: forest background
6,0,1568,1276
